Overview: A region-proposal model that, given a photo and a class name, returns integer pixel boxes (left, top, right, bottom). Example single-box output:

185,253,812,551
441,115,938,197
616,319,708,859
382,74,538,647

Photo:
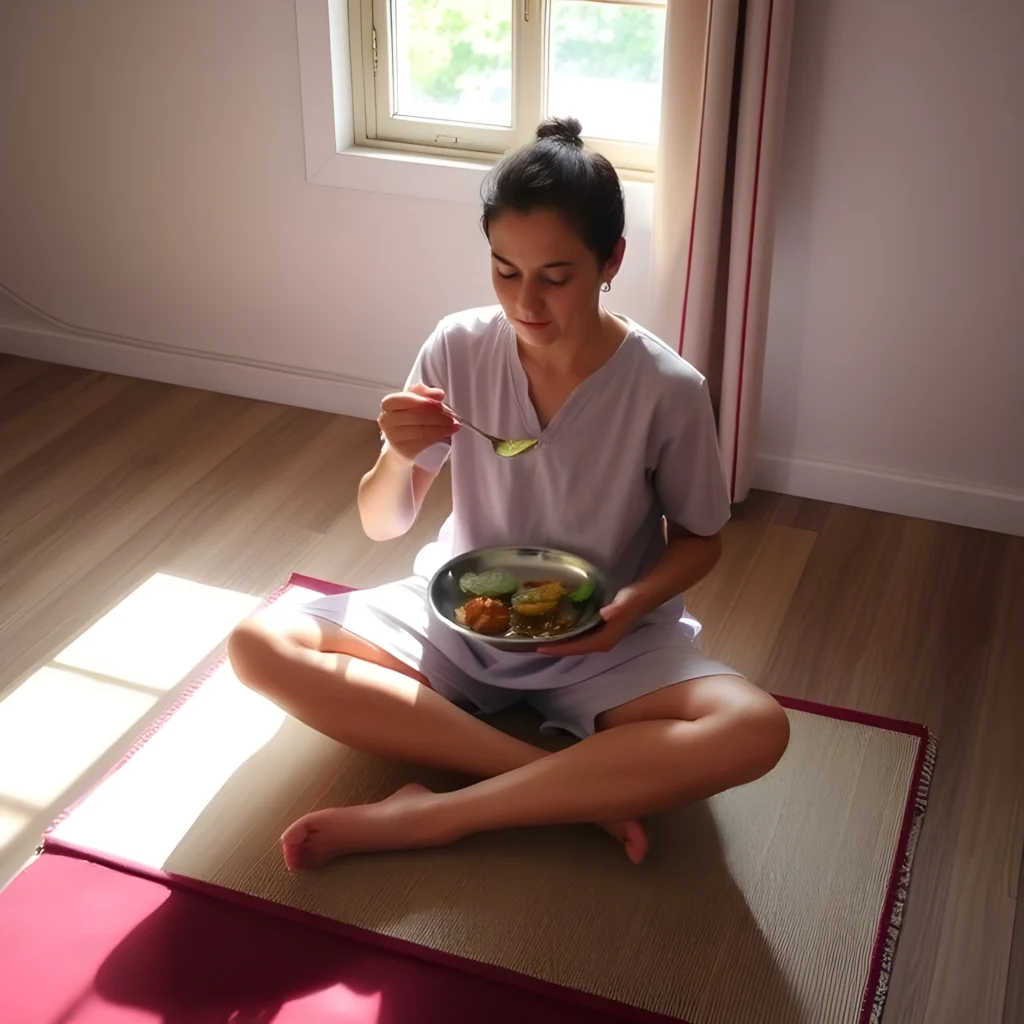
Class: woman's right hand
378,383,459,464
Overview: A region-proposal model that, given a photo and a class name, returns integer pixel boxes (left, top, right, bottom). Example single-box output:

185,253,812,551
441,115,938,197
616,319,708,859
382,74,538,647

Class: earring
601,281,611,293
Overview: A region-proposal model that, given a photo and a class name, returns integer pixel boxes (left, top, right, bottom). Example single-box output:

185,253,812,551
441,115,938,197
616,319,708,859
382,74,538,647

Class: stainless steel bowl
429,546,610,652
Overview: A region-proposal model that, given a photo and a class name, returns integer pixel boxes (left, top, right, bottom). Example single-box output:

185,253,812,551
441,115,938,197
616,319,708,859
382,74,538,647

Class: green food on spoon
494,438,538,458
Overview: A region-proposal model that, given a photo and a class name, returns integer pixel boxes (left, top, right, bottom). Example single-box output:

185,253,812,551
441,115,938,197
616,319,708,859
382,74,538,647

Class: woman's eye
494,269,569,286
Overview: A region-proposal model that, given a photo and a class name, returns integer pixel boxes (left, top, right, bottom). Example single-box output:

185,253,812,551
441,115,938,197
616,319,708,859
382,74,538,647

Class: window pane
548,0,666,145
393,0,513,128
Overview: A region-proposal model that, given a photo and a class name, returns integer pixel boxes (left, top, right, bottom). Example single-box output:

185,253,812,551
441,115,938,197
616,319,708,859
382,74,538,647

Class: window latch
524,0,530,22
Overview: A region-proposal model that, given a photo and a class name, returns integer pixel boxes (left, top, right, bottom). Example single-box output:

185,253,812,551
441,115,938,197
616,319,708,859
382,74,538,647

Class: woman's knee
728,692,790,783
227,616,295,693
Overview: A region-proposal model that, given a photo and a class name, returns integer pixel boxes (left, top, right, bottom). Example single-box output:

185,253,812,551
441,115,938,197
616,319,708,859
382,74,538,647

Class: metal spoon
456,416,539,458
431,400,538,457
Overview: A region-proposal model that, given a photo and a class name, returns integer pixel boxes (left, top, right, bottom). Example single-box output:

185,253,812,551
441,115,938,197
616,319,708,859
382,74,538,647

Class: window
348,0,667,175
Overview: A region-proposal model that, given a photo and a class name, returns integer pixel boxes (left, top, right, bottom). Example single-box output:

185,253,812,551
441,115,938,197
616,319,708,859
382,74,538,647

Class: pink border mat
1,852,638,1024
42,572,936,1024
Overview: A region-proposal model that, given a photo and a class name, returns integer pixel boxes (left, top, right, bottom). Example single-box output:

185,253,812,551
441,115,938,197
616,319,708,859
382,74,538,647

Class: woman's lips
517,318,552,328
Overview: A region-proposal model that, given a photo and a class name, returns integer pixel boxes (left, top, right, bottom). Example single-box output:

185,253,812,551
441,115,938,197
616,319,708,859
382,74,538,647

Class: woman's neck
517,307,628,380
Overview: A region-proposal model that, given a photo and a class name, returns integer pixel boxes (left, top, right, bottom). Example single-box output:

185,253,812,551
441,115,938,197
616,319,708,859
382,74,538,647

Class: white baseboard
754,453,1023,537
4,319,1020,537
0,320,395,421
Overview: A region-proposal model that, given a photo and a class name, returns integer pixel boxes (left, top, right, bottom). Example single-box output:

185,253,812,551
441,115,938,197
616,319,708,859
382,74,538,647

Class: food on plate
458,570,519,598
512,581,568,617
509,606,580,638
455,596,511,635
454,575,594,640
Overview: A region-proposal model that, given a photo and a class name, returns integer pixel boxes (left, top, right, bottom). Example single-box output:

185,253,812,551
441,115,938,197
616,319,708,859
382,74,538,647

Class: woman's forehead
488,209,589,263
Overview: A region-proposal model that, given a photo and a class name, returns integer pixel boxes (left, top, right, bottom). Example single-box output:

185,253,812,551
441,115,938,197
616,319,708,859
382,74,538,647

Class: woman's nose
518,279,545,316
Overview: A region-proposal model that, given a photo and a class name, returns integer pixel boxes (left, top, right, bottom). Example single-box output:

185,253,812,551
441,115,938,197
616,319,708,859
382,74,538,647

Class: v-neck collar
503,313,637,443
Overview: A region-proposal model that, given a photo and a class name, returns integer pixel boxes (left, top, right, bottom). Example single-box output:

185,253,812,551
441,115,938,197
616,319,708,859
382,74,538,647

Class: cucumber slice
458,570,518,598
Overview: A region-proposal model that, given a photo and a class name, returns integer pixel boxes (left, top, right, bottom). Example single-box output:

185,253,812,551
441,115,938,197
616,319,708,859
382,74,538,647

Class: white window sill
309,146,653,232
309,146,493,207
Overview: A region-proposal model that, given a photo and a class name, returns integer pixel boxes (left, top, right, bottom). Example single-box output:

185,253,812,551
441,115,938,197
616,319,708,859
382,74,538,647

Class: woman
228,118,790,871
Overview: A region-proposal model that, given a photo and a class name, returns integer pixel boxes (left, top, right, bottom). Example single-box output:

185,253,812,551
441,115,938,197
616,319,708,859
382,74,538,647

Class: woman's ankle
391,785,469,847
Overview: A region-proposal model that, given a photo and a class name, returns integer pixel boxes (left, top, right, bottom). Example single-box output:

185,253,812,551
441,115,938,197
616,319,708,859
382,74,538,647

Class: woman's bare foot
599,818,650,865
281,783,442,870
281,783,651,871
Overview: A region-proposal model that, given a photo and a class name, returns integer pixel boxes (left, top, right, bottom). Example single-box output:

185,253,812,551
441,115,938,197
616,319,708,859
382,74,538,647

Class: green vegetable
459,570,518,598
494,438,539,458
569,581,595,604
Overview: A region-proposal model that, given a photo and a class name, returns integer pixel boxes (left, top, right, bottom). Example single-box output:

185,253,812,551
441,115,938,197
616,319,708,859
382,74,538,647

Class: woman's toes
599,818,650,863
619,819,651,865
277,785,447,870
281,818,314,871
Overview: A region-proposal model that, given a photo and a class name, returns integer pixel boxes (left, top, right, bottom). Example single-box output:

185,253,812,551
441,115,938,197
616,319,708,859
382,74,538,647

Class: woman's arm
358,383,457,542
543,520,722,657
358,451,439,542
623,519,722,618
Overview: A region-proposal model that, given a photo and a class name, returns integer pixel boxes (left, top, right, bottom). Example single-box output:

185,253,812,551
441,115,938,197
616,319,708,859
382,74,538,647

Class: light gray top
404,306,731,633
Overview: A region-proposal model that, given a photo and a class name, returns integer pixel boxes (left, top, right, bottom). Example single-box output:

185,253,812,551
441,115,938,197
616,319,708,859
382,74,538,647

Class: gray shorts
301,577,739,739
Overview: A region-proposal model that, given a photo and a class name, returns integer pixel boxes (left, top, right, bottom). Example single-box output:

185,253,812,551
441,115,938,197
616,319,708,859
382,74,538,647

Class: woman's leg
281,673,790,868
227,609,647,861
227,607,550,778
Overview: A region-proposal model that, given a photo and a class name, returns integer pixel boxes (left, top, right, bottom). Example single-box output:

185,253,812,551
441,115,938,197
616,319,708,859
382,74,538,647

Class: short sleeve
653,377,731,536
404,320,448,393
384,320,451,473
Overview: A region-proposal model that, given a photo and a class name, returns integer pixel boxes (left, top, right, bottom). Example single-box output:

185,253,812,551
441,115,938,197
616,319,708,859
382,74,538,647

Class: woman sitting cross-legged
227,117,790,871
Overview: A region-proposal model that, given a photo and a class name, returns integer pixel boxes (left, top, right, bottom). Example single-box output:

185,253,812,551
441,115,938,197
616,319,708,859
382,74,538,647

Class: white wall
758,0,1024,526
1,0,1021,533
0,0,651,393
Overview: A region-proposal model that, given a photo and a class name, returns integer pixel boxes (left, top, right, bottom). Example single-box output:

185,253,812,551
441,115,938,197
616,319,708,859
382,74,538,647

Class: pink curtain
651,0,795,503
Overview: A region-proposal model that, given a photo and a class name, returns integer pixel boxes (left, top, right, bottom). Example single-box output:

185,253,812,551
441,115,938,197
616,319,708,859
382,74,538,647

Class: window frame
347,0,663,176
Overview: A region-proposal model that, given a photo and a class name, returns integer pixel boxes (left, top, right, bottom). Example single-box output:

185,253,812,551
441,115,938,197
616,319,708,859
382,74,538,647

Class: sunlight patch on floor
50,659,293,867
53,573,262,691
48,585,330,868
0,573,265,869
293,985,383,1020
0,666,156,808
0,806,28,853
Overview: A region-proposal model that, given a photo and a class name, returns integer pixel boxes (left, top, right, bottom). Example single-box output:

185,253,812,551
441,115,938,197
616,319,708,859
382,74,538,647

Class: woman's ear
604,237,627,283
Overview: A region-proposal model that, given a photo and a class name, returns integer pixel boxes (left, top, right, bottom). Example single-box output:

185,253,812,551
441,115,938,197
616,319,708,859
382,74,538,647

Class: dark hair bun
481,115,623,267
535,116,584,149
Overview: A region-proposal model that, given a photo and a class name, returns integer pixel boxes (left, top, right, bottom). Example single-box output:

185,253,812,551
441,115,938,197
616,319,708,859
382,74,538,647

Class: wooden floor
1,354,1021,1024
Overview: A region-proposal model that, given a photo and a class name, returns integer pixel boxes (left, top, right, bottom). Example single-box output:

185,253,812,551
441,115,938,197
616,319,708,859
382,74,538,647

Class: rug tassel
869,732,938,1024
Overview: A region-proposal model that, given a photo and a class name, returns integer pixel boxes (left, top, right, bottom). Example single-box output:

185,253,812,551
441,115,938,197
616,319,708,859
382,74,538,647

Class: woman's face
488,208,623,348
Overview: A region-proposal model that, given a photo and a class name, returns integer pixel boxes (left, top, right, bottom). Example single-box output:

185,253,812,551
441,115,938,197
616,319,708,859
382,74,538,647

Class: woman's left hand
540,588,644,657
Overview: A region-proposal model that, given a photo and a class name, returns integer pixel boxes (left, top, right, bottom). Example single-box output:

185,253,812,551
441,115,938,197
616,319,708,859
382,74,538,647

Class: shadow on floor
85,702,804,1024
89,871,629,1024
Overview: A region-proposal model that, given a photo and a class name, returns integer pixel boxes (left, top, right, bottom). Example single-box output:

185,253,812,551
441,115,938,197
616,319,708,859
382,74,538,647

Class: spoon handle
450,415,494,442
427,399,496,443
